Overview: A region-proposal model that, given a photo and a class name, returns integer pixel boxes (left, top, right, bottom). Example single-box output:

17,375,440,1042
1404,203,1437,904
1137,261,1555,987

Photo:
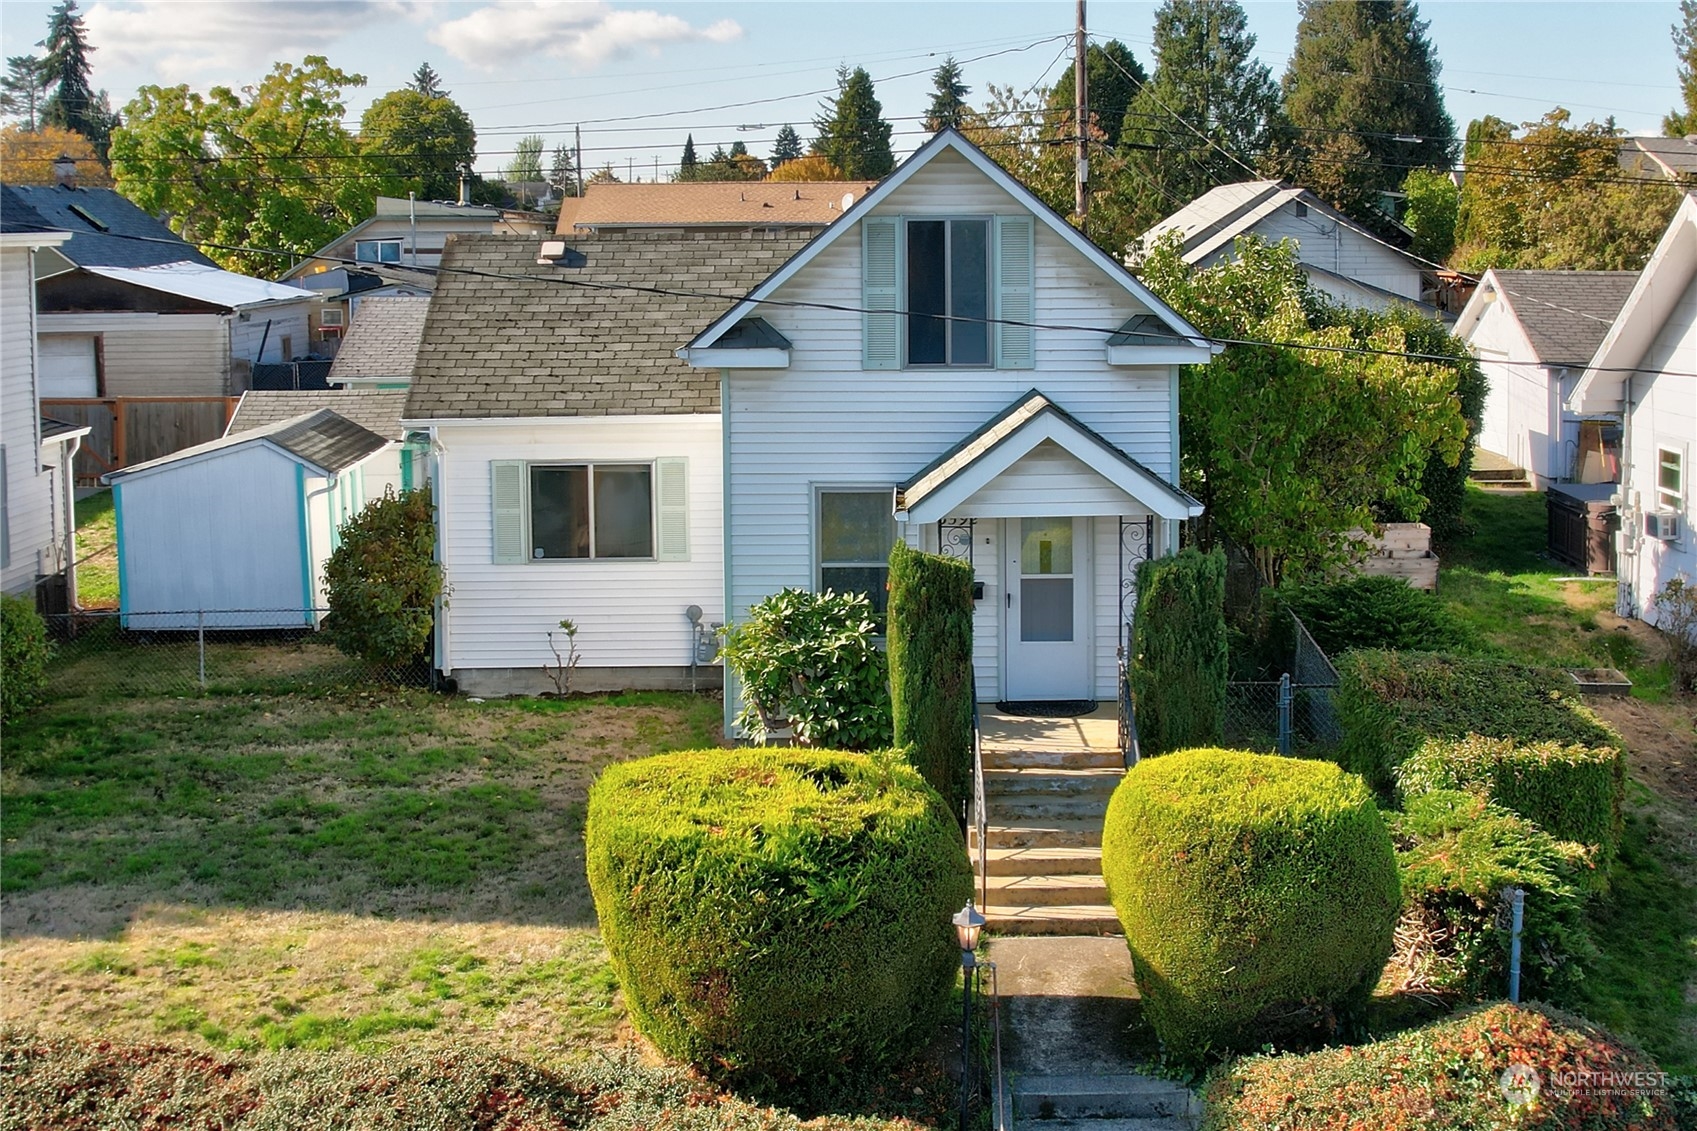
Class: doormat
995,700,1098,718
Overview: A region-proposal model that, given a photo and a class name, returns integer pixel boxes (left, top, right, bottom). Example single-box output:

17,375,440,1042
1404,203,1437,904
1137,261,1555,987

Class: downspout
1617,373,1636,618
720,368,735,739
62,435,80,609
298,464,339,625
409,192,418,268
426,427,449,678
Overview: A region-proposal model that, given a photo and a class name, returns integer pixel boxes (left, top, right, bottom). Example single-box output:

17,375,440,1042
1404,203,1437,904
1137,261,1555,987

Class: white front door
1002,516,1092,700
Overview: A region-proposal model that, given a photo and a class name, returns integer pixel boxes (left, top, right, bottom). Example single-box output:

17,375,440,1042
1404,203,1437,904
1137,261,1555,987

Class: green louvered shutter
491,460,527,564
655,457,689,561
862,216,901,370
996,214,1035,369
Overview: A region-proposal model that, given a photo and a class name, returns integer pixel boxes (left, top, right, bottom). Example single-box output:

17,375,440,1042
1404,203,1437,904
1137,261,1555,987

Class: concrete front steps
972,708,1122,936
1013,1074,1200,1127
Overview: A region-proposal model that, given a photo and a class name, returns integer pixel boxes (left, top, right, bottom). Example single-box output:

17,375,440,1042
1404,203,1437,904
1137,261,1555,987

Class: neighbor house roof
327,296,431,383
5,183,217,269
1485,270,1640,366
405,228,812,420
107,409,390,482
1619,135,1697,181
1139,179,1415,265
555,181,880,234
77,261,317,309
39,416,91,444
228,390,411,440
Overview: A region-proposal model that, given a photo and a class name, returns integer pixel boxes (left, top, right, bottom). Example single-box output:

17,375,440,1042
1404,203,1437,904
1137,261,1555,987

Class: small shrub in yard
1101,749,1399,1063
1653,574,1697,694
719,587,891,749
585,748,971,1090
322,487,442,669
1277,573,1476,656
1130,549,1228,754
1390,791,1597,1000
1201,1002,1679,1130
0,593,52,720
887,542,974,818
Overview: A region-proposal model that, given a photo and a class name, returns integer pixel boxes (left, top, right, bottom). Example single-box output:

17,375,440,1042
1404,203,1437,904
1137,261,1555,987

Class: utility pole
1075,0,1089,228
574,124,584,196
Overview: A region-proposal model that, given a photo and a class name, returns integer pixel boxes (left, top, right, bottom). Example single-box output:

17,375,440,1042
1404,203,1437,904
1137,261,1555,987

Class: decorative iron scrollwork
1118,515,1155,658
937,517,974,567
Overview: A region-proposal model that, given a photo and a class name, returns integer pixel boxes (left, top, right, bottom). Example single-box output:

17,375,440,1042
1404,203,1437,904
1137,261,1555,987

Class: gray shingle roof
229,390,410,440
108,409,389,481
5,184,216,269
1493,270,1640,365
1,186,55,235
329,296,431,382
406,229,813,419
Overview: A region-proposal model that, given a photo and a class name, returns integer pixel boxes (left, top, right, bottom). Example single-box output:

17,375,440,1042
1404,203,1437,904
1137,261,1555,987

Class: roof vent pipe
458,171,471,206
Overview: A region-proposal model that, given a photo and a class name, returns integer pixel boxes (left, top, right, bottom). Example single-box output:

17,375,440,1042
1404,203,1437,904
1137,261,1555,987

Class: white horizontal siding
1624,270,1697,626
1466,299,1573,484
38,312,231,396
231,300,313,365
436,415,723,673
2,246,50,594
957,440,1149,517
1249,206,1423,301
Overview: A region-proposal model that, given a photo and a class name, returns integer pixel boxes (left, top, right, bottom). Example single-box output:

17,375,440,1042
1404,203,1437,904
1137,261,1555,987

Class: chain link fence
43,609,432,700
1222,614,1340,755
1291,613,1343,747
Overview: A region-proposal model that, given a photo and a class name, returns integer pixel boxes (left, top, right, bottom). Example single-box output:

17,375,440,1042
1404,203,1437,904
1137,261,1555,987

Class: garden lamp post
954,900,985,1130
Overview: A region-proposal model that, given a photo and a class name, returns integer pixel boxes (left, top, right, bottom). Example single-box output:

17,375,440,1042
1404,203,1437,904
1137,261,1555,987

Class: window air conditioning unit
1646,511,1681,541
319,307,344,327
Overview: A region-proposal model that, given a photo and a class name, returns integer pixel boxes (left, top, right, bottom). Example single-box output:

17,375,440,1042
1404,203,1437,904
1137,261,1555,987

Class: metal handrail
986,959,1007,1131
1118,656,1142,769
971,673,987,909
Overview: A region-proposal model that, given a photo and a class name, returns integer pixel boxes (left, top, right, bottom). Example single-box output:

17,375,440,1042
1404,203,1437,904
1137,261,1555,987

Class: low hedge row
1391,791,1597,1000
1102,749,1399,1063
1201,1002,1679,1131
1277,574,1477,657
585,748,970,1089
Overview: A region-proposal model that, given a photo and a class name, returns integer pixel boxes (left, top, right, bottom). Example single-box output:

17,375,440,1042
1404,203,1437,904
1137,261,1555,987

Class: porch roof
894,390,1203,524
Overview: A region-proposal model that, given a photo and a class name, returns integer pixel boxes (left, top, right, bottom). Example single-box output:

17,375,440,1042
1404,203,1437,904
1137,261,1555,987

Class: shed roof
556,180,879,233
1490,270,1640,365
229,390,410,440
79,261,317,309
405,228,811,420
108,409,389,482
5,183,217,269
328,296,431,382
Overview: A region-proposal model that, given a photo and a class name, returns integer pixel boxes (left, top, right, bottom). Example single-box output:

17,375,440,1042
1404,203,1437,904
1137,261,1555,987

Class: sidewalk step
982,872,1108,907
977,845,1102,875
971,819,1103,849
984,747,1124,770
985,767,1124,797
1012,1074,1199,1121
1012,1119,1196,1131
992,795,1113,821
983,903,1121,936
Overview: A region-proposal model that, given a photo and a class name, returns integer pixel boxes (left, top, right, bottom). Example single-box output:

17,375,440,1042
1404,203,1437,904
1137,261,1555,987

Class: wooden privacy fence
40,396,240,486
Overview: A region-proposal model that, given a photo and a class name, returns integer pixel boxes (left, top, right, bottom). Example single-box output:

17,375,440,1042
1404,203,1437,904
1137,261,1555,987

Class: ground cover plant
586,747,971,1091
1102,748,1399,1063
1201,1002,1680,1130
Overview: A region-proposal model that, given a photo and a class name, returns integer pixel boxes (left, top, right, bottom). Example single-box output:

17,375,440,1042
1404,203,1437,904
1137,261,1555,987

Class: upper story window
907,219,990,367
355,239,402,264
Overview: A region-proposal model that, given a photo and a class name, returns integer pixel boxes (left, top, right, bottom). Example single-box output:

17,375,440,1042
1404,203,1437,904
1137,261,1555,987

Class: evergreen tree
507,134,544,184
0,56,46,131
1666,1,1697,136
1120,0,1283,232
812,65,895,179
549,143,578,196
770,123,803,167
1048,40,1145,149
923,55,970,132
679,133,698,181
409,61,447,99
40,0,98,141
1279,0,1456,222
729,139,748,157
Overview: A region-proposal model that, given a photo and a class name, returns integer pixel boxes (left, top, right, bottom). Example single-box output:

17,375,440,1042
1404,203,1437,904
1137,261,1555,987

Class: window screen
530,464,653,559
819,490,895,616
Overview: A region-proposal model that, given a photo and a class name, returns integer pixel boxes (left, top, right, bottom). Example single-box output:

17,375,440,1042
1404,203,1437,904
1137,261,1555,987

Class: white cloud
430,2,741,69
85,1,425,80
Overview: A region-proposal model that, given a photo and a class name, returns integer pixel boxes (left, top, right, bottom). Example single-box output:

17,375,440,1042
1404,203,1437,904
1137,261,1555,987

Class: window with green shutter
490,458,688,563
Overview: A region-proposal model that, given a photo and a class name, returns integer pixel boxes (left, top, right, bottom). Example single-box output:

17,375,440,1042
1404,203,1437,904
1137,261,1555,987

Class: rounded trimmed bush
1102,749,1399,1062
1,593,53,721
585,747,972,1087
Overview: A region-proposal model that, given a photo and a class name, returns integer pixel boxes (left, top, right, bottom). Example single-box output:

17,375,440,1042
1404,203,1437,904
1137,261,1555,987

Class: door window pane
949,220,990,366
1020,518,1073,575
531,466,589,558
594,465,654,558
1021,577,1074,641
907,220,946,365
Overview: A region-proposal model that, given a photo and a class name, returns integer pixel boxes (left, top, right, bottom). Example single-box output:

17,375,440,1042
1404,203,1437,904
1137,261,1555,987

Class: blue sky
0,1,1685,181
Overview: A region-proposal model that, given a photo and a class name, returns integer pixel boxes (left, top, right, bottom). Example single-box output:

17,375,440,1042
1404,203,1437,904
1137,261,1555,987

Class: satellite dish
841,192,856,211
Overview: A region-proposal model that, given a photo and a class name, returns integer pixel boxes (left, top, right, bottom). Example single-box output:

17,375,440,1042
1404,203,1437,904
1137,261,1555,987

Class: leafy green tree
770,123,803,167
678,133,698,179
1452,109,1680,272
1400,166,1458,263
111,57,374,275
1120,0,1283,234
1667,1,1697,136
1048,39,1145,149
1278,0,1456,221
0,56,46,131
812,64,894,179
323,487,442,670
548,143,578,196
409,61,447,99
1140,233,1467,585
506,133,544,184
359,87,476,202
923,55,970,132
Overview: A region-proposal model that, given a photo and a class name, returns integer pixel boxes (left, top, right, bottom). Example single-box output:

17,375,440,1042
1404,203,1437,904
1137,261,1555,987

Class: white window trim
529,460,658,562
814,484,898,601
902,213,993,370
353,239,403,264
318,307,345,327
1654,442,1685,514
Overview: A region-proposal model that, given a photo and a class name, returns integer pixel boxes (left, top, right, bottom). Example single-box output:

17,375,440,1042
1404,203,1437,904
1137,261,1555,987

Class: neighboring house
1568,193,1697,629
0,190,87,605
282,195,550,281
7,176,318,396
1619,135,1697,182
103,409,398,630
228,388,423,490
288,265,434,356
1456,269,1639,485
327,296,429,389
405,129,1214,706
555,180,880,234
1137,179,1456,315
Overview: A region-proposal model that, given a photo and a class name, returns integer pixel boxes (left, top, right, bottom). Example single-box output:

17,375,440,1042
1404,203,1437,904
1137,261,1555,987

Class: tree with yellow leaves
0,124,111,186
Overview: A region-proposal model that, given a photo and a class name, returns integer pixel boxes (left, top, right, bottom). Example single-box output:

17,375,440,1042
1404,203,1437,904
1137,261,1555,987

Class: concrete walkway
988,936,1199,1130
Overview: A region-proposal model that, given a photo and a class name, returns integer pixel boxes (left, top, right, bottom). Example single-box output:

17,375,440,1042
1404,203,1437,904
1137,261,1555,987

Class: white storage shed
105,409,396,629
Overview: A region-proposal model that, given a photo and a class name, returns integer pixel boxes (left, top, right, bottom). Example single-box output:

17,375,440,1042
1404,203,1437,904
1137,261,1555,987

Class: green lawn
73,489,118,607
